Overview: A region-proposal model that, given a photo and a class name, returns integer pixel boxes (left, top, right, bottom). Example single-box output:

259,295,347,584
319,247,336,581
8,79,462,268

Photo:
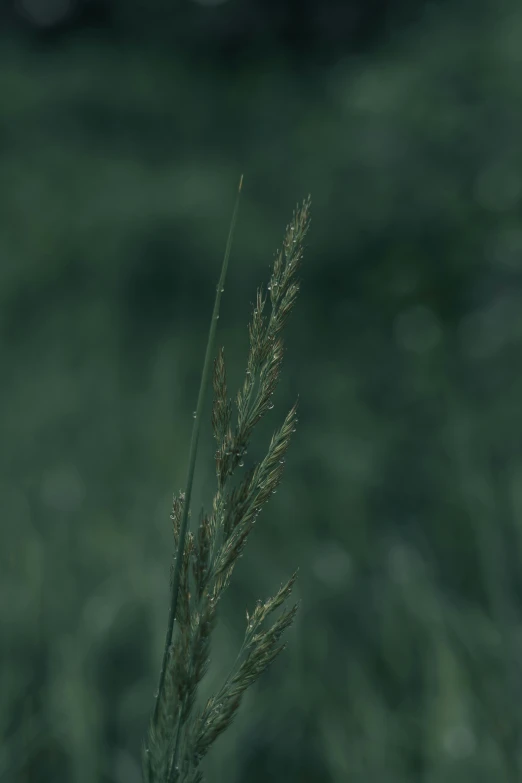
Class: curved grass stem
148,175,243,760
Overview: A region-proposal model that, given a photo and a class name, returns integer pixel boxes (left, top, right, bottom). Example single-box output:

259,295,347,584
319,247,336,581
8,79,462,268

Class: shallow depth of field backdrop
2,0,522,781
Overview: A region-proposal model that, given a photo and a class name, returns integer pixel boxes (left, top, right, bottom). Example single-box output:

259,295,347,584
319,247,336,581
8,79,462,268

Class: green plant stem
168,704,184,782
151,175,243,734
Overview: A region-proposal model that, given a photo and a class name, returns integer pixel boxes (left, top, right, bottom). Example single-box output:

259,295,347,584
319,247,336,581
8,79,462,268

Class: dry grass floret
142,181,311,783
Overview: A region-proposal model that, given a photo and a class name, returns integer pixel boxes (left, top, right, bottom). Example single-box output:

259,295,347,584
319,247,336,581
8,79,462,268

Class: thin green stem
168,703,184,782
150,175,243,741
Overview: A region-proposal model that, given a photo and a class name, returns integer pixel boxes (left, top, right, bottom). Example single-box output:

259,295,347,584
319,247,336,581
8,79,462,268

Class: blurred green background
2,0,522,780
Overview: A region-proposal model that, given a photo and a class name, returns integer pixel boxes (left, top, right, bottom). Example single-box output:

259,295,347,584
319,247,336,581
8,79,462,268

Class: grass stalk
143,182,310,783
152,175,244,732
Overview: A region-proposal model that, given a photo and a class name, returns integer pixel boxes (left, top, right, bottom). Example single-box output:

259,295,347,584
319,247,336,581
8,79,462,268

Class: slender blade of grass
147,175,243,765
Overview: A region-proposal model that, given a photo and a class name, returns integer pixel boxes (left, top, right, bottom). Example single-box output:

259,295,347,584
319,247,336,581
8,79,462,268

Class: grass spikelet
143,181,310,783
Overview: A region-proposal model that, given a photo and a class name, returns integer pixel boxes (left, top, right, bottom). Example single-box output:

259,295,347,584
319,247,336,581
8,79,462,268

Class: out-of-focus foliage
3,0,443,56
2,0,522,781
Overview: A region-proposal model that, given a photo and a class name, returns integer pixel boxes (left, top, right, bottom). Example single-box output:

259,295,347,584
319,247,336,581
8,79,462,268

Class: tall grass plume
143,180,311,783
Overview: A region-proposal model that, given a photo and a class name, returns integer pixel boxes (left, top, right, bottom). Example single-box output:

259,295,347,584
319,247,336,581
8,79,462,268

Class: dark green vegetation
144,191,308,783
2,0,522,780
